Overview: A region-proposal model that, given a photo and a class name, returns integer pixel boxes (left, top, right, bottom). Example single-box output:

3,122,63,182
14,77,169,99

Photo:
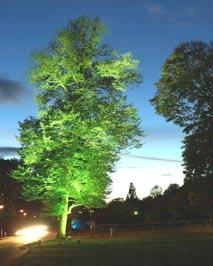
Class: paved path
0,232,56,266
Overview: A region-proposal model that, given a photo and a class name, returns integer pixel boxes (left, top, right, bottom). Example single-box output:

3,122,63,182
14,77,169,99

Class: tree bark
58,195,69,238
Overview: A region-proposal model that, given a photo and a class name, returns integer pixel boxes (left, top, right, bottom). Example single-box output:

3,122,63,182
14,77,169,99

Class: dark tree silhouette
151,41,213,182
126,182,138,201
150,185,163,198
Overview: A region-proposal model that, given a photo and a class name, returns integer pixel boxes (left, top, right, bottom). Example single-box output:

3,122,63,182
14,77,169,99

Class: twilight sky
0,0,212,200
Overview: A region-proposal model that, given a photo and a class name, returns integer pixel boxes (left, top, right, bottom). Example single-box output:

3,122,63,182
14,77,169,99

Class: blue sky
0,0,212,199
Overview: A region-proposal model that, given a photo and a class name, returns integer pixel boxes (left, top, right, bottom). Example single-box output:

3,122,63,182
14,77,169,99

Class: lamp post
18,209,27,228
89,209,94,237
22,212,27,227
0,205,4,238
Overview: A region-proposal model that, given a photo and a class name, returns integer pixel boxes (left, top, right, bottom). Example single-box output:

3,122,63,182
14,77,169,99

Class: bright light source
133,211,138,215
15,225,48,243
0,205,4,209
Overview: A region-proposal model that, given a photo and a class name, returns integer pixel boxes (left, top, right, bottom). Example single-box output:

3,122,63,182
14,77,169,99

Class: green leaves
151,40,213,182
151,41,213,130
14,17,143,223
96,52,140,91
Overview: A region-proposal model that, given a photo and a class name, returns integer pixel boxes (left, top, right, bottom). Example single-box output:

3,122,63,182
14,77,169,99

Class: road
0,231,55,266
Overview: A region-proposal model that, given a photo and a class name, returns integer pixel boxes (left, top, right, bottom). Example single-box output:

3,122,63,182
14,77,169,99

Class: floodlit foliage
13,17,143,237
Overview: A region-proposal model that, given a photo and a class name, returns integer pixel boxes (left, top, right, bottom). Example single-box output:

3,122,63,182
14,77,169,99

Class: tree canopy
151,41,213,181
150,185,163,198
126,182,138,201
13,17,143,237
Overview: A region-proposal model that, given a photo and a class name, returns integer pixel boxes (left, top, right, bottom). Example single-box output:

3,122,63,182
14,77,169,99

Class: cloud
181,7,198,17
0,77,27,105
123,154,182,163
0,147,19,157
147,4,164,15
173,7,198,27
145,3,198,27
0,148,182,163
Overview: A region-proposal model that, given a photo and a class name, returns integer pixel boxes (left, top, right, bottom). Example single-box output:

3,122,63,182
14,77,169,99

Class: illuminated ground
0,230,55,266
12,231,213,266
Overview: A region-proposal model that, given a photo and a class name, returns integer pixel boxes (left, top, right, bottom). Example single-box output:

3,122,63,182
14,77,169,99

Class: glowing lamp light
71,219,86,230
15,225,48,244
71,219,81,230
133,211,138,215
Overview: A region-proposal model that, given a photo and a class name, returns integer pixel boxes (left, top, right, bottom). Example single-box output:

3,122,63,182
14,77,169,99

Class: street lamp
0,205,4,238
89,209,94,237
18,210,27,228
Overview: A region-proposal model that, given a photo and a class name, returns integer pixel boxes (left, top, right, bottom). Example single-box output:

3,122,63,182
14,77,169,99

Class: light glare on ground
15,225,48,243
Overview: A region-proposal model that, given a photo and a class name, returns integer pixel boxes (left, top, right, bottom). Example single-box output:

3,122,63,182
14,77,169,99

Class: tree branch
68,203,82,214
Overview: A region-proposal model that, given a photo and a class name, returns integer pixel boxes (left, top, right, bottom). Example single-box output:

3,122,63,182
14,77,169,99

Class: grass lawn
12,231,213,266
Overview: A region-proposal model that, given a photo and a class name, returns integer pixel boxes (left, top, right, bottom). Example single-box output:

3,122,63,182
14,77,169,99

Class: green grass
12,232,213,266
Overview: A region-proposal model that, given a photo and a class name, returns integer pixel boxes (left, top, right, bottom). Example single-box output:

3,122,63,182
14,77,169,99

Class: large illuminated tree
13,17,143,237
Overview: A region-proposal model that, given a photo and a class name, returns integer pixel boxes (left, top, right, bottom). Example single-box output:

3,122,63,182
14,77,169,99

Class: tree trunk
58,195,69,238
